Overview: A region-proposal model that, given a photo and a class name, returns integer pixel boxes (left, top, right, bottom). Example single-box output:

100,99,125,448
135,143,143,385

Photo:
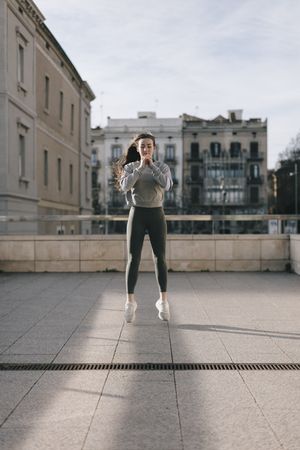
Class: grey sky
36,0,300,168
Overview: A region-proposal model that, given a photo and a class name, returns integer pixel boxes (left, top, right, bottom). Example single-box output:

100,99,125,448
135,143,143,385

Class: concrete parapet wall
290,235,300,275
0,234,293,273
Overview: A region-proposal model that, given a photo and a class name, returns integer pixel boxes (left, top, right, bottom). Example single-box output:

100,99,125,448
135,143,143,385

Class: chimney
228,109,243,121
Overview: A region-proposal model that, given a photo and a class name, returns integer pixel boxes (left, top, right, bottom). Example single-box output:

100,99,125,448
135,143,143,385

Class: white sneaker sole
124,302,137,323
155,300,170,321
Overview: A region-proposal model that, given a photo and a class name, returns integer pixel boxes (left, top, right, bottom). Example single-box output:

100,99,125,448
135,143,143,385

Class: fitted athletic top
120,161,173,208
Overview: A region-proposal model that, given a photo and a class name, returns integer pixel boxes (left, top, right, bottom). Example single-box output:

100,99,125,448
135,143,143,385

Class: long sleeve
151,163,173,191
120,164,143,192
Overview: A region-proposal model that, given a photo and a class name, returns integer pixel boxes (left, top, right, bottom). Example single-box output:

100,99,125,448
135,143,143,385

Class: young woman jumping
116,132,173,323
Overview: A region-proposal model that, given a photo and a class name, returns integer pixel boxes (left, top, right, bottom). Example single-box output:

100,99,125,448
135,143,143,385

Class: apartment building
182,110,268,232
91,112,183,232
0,0,95,234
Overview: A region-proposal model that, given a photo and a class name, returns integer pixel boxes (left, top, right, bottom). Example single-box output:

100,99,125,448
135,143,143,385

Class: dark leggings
126,206,167,294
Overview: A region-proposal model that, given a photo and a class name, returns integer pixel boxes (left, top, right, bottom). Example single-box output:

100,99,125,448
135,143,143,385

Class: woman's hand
138,154,153,169
144,154,153,166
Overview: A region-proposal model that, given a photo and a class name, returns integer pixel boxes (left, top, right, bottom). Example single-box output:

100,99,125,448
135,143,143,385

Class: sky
35,0,300,168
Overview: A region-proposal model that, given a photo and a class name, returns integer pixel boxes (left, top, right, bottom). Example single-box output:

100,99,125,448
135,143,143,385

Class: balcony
164,157,177,164
185,176,203,185
247,152,264,161
91,160,101,168
186,156,203,162
247,176,264,185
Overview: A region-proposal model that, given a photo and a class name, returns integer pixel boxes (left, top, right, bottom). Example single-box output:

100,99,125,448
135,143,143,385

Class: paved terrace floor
0,272,300,450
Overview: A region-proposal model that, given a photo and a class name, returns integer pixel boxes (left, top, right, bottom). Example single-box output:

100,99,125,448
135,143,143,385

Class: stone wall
0,234,292,273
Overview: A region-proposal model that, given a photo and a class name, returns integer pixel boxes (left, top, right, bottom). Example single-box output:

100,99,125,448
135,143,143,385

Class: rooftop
0,272,300,449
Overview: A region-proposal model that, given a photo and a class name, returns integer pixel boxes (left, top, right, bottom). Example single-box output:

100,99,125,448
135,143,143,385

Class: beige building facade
182,110,268,233
0,0,95,234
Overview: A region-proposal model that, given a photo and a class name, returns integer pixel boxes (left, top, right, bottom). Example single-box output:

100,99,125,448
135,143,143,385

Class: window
43,149,48,186
18,134,25,177
191,165,199,181
85,116,89,143
230,163,243,178
112,190,123,206
250,142,259,158
250,186,259,203
92,171,98,187
57,158,62,191
165,191,175,205
226,188,244,204
190,142,199,159
210,142,221,158
85,170,89,200
44,76,49,110
70,104,74,133
111,145,122,159
91,150,97,166
191,187,200,204
207,164,223,179
69,164,73,194
165,145,175,160
17,44,24,83
250,164,260,178
170,167,176,179
230,142,241,158
59,91,64,121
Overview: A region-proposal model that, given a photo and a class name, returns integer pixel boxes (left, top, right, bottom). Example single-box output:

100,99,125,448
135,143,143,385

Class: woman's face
137,138,155,159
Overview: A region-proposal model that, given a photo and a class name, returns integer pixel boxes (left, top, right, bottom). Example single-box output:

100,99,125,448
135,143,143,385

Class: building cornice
16,0,45,25
82,81,96,102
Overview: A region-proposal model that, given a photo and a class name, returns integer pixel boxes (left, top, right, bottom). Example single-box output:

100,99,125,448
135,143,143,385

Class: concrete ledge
0,234,294,273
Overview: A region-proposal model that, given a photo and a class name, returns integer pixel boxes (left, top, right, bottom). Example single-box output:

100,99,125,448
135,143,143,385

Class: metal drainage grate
0,362,300,371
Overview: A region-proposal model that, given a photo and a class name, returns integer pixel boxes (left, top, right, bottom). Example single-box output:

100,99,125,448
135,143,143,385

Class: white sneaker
124,301,137,323
155,299,170,321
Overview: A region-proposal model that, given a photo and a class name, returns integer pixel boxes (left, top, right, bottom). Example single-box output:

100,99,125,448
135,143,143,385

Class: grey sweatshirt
120,161,173,207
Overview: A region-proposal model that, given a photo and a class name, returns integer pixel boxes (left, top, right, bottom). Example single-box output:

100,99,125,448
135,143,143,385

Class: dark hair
113,132,156,190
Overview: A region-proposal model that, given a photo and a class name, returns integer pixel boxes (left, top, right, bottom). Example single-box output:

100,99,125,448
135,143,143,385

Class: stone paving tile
240,372,300,450
0,354,56,363
169,329,232,363
257,410,300,450
0,371,43,425
227,351,293,364
53,346,116,364
0,422,88,450
83,371,182,450
1,371,107,429
175,372,283,450
240,372,300,410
